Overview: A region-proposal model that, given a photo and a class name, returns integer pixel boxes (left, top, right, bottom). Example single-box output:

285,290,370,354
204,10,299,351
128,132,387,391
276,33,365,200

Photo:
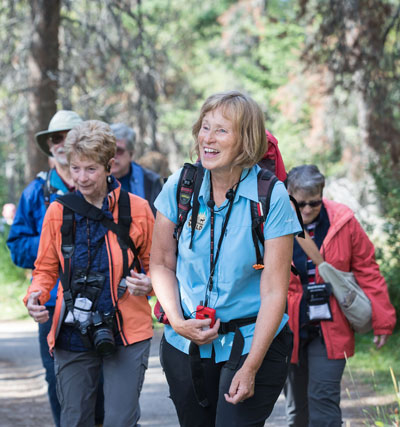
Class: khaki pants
54,339,150,427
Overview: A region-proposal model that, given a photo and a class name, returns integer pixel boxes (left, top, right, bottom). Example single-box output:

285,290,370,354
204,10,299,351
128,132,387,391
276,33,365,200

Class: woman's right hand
26,291,49,323
172,318,221,346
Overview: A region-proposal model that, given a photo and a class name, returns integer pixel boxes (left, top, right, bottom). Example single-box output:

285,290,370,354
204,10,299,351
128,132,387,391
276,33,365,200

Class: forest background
0,1,399,418
0,2,399,321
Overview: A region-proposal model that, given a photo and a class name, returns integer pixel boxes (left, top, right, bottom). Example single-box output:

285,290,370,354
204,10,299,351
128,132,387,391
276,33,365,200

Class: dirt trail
0,320,396,426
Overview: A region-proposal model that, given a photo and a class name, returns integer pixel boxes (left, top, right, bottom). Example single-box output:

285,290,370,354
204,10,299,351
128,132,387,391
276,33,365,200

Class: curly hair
65,120,116,169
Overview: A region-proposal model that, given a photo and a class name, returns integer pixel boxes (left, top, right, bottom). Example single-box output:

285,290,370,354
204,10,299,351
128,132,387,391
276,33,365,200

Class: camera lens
93,327,116,358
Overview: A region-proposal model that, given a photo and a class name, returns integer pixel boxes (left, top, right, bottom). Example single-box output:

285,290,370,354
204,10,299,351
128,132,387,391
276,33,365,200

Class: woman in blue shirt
150,91,301,426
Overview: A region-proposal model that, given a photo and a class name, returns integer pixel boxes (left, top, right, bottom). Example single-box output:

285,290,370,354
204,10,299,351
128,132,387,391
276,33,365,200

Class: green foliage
350,332,400,393
347,332,400,425
0,230,30,320
369,153,400,318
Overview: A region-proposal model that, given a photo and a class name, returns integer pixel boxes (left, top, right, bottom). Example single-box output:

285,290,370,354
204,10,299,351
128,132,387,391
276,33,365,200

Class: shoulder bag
296,232,372,333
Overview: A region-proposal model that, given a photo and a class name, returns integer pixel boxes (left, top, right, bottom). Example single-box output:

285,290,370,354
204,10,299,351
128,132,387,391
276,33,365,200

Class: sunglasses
49,133,66,145
297,200,323,209
116,147,127,156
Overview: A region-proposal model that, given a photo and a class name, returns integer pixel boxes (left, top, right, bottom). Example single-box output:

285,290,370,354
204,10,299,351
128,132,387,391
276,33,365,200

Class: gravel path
0,319,395,426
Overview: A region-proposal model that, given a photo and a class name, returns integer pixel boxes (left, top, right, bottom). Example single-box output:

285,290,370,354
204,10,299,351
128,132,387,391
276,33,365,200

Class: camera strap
58,190,141,318
58,190,141,274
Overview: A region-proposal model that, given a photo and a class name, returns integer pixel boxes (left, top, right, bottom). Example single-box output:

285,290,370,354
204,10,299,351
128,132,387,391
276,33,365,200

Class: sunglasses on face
116,147,127,156
297,200,323,209
49,133,66,145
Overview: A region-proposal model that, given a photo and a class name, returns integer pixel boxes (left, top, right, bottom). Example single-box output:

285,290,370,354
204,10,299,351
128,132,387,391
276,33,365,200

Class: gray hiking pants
54,339,150,427
284,335,346,427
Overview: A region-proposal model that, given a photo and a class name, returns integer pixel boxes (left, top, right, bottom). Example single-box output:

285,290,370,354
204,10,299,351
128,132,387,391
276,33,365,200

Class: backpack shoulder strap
173,162,204,248
59,204,75,313
250,169,278,269
117,189,139,275
57,193,141,273
42,169,60,210
250,170,304,274
117,189,131,230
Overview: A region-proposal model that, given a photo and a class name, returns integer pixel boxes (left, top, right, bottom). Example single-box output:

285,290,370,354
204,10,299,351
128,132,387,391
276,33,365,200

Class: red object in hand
196,305,216,327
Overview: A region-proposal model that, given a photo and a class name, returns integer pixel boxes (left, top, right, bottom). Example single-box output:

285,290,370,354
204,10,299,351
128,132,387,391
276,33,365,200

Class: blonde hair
65,120,116,169
192,91,267,168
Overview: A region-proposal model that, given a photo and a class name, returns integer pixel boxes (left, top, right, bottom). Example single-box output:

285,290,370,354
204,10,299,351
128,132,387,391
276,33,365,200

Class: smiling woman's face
198,108,241,175
69,154,108,205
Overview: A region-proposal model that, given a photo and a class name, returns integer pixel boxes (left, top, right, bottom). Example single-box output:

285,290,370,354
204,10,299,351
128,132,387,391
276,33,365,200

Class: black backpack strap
289,195,305,239
59,206,75,314
189,163,204,249
257,157,276,174
57,193,141,273
219,316,258,370
189,342,210,408
173,162,204,246
250,169,278,269
117,190,136,276
188,315,257,406
251,170,301,275
42,169,60,210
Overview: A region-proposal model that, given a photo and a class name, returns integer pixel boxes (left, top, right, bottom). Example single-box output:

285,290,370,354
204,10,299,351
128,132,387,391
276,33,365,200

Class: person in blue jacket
110,123,163,215
7,110,82,426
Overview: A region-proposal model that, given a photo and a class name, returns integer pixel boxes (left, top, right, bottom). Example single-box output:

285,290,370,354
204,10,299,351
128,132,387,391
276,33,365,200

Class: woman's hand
224,365,256,404
126,270,152,296
26,291,49,323
172,317,221,346
373,334,389,349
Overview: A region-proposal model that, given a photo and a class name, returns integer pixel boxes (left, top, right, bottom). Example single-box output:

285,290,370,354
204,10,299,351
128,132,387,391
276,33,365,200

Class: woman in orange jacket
284,164,396,427
24,120,154,427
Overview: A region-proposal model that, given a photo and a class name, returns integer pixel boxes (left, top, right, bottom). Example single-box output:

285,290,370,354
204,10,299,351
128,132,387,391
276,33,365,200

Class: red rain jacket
287,199,396,363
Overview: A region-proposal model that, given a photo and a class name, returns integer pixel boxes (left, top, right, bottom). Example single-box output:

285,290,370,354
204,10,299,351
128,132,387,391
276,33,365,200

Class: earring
107,175,112,184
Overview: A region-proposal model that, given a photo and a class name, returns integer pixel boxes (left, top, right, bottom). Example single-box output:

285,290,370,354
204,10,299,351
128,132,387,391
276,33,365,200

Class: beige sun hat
35,110,83,157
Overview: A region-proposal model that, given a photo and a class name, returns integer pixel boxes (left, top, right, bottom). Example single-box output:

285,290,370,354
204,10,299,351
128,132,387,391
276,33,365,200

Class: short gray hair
287,165,325,195
110,123,136,152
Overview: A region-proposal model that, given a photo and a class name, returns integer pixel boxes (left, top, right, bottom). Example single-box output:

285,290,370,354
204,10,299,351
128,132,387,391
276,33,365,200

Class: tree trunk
26,0,61,183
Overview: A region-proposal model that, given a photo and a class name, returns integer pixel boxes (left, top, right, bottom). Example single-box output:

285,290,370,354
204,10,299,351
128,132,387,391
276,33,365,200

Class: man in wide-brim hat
35,110,82,160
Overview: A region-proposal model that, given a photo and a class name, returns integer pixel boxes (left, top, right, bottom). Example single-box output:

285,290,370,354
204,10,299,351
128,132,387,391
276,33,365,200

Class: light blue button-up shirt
154,165,301,362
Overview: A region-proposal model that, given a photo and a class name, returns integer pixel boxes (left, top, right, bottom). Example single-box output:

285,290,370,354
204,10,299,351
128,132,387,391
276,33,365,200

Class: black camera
71,269,105,306
90,311,116,358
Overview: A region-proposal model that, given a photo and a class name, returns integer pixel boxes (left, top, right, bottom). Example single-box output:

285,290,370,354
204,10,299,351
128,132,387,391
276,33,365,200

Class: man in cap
7,111,82,426
110,123,163,215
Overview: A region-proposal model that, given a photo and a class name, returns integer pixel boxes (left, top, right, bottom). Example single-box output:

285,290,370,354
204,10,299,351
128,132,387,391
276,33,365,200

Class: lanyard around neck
205,186,236,306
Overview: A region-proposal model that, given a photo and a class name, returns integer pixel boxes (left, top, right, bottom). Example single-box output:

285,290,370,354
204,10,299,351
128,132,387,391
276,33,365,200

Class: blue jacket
118,161,162,216
7,168,70,306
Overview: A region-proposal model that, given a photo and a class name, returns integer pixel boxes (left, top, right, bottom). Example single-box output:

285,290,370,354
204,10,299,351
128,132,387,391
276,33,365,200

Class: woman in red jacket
284,164,396,427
